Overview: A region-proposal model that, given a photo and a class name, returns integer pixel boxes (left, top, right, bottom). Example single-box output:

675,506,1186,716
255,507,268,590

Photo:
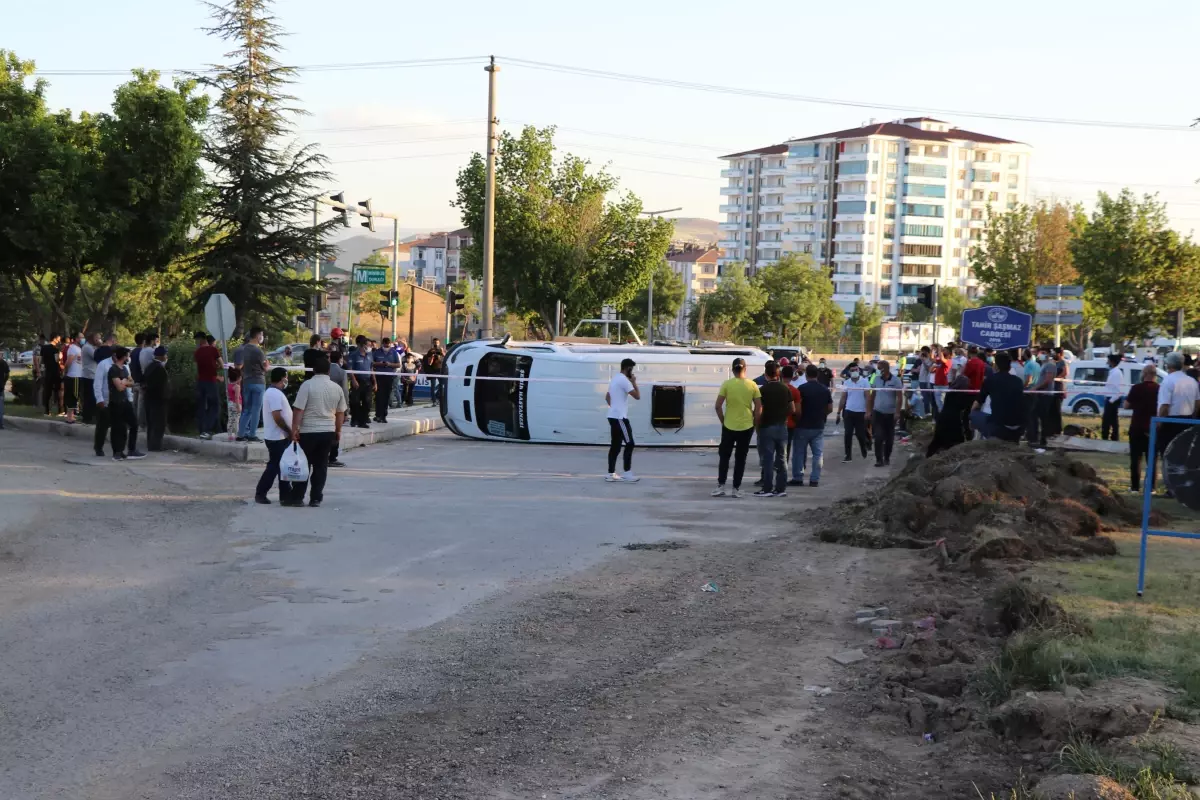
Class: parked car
17,350,33,366
267,343,308,366
1062,358,1165,416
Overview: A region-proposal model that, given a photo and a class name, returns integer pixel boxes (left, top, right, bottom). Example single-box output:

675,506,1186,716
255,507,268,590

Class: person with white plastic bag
255,368,296,505
288,352,348,508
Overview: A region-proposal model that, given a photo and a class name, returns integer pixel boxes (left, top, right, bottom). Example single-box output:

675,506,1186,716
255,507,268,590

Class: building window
1008,154,1020,169
884,225,895,239
839,161,870,175
953,247,962,257
1007,194,1019,210
988,191,999,202
901,203,943,217
955,209,964,219
905,183,946,198
885,184,896,199
971,208,984,220
1008,174,1019,188
901,243,943,257
901,224,943,237
888,141,899,154
972,189,984,201
958,169,967,180
907,163,948,179
900,264,941,277
885,204,896,219
956,189,965,200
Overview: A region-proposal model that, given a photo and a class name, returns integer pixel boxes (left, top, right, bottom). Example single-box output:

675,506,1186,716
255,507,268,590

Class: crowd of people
0,328,449,469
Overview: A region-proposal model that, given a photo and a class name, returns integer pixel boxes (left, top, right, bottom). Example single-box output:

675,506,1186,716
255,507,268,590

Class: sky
9,0,1200,237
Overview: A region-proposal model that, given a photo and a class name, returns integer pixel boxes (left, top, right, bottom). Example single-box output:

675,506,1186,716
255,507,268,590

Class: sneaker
774,491,788,498
95,450,106,458
841,456,852,463
112,454,127,462
788,479,804,486
254,495,271,505
328,459,346,468
308,500,322,508
874,461,885,468
606,473,624,482
884,459,891,466
198,432,212,440
1033,448,1047,455
621,471,640,483
235,436,247,442
809,481,819,487
247,436,263,443
711,485,726,497
126,451,147,460
731,488,744,498
753,489,774,497
753,479,764,486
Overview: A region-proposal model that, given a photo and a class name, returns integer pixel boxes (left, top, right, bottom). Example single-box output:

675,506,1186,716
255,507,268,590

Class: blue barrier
1137,416,1200,596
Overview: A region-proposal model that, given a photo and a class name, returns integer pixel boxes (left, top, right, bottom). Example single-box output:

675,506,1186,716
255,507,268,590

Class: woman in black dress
926,375,973,458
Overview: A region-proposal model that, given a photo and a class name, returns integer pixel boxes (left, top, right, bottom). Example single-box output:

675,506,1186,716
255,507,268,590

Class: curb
3,409,443,462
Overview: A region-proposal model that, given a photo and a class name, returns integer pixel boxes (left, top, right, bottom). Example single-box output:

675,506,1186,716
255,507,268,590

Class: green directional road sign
353,267,388,284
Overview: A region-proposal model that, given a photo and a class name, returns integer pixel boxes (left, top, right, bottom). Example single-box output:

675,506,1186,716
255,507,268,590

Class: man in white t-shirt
63,331,83,423
949,348,968,383
254,367,294,505
605,357,641,482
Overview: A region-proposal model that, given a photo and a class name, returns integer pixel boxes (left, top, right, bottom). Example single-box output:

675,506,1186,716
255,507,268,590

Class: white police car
1062,358,1164,416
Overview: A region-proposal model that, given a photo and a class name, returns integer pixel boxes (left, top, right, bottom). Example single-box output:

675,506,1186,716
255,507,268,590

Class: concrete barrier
2,407,443,462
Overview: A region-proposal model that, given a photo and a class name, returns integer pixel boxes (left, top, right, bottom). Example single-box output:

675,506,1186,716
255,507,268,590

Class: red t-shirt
963,357,987,391
786,383,802,429
194,344,222,383
932,357,949,386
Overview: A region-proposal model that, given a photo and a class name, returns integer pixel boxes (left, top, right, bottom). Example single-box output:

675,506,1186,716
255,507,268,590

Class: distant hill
667,217,719,245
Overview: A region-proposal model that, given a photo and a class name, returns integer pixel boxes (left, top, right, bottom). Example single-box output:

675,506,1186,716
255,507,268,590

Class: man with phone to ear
605,358,641,482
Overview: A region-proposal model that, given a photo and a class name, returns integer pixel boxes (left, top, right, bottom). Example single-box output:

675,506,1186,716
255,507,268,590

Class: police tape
249,364,1125,397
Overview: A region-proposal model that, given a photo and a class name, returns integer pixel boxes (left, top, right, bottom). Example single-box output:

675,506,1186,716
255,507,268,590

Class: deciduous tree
750,253,841,341
688,264,765,340
622,260,684,337
454,125,673,334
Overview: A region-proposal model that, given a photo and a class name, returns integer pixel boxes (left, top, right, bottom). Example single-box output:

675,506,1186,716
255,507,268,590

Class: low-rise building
665,246,720,341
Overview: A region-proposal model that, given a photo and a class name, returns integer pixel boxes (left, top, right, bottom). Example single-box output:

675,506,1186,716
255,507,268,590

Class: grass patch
1071,451,1200,533
1062,413,1127,443
1060,737,1197,798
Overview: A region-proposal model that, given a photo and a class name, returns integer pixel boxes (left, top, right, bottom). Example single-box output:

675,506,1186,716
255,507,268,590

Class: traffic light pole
391,218,400,340
932,284,939,345
316,193,400,338
312,199,321,333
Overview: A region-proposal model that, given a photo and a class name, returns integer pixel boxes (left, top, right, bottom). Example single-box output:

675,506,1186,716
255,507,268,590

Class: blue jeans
239,382,265,439
0,389,5,428
195,381,219,435
919,380,934,417
758,424,788,493
791,427,824,483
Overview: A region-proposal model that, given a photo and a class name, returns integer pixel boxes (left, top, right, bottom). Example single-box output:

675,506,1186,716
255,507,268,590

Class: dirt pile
817,440,1134,564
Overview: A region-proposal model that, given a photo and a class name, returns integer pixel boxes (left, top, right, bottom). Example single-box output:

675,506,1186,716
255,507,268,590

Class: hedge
10,374,34,405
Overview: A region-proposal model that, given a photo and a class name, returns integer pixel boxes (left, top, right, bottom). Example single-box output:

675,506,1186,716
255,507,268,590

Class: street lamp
640,206,682,344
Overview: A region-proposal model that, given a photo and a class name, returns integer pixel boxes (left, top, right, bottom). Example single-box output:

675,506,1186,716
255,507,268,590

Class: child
226,366,242,442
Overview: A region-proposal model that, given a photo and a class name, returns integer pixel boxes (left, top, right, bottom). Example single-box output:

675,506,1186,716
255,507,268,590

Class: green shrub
9,374,35,404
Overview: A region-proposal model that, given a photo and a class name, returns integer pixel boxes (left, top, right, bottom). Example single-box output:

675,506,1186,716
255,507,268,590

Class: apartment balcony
899,233,943,243
718,203,743,213
787,173,820,186
757,239,784,250
756,258,780,268
968,218,987,228
834,232,865,242
832,251,866,261
760,184,786,196
720,168,744,178
758,222,784,232
834,212,867,222
836,192,867,203
899,254,943,265
898,274,941,283
718,239,742,249
837,152,870,162
783,212,816,222
719,186,744,196
758,201,784,212
784,193,821,204
718,222,742,231
832,274,865,283
762,166,788,177
903,193,948,205
784,230,817,241
833,292,864,302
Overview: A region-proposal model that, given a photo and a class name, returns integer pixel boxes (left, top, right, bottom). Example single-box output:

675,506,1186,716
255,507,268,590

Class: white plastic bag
279,442,310,484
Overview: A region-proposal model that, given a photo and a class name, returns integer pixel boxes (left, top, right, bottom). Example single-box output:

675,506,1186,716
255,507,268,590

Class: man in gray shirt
237,326,269,441
80,331,100,424
327,350,349,468
868,360,904,467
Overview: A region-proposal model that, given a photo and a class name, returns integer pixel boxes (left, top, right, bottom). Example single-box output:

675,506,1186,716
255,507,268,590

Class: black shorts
64,377,79,409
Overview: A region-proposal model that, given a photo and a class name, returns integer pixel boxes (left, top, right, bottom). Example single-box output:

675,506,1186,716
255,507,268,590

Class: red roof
720,143,789,159
791,121,1020,145
901,116,950,123
666,247,719,264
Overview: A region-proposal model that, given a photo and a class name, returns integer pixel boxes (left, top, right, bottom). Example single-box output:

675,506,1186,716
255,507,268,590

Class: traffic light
379,290,399,319
449,291,465,314
297,298,312,327
328,192,350,227
917,284,937,310
359,198,375,232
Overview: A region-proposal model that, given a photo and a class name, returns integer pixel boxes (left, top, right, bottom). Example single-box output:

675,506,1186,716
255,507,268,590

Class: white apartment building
719,118,1031,316
664,246,720,341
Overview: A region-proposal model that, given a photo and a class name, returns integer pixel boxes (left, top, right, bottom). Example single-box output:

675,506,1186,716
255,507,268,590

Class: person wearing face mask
867,360,903,467
838,365,871,463
1029,346,1058,451
816,358,833,387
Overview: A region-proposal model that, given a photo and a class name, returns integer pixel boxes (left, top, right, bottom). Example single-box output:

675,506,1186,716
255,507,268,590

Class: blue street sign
960,306,1033,350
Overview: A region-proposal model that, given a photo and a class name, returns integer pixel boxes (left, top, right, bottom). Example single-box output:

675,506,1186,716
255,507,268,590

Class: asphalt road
0,422,878,799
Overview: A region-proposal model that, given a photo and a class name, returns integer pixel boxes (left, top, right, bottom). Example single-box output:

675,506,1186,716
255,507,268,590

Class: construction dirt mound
817,440,1137,565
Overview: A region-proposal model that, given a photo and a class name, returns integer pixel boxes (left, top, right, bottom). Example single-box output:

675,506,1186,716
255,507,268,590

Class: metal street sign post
1035,284,1084,347
203,293,237,440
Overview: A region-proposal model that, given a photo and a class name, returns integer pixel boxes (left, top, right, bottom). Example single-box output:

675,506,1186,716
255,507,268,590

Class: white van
440,339,771,446
1062,358,1164,416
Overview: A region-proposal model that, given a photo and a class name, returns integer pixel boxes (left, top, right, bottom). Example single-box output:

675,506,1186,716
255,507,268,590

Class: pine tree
191,0,339,335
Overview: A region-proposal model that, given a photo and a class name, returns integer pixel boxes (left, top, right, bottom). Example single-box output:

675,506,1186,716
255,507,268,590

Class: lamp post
640,207,681,344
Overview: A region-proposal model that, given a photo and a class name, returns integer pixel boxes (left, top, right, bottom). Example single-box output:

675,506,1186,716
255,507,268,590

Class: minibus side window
474,353,532,440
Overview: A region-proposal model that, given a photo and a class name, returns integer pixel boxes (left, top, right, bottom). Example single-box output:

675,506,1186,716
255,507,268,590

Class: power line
33,56,489,77
499,56,1199,133
304,119,482,135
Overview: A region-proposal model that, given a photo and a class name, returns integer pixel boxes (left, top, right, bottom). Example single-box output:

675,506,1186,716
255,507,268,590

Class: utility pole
640,207,681,344
481,55,500,339
312,199,321,332
391,219,401,339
